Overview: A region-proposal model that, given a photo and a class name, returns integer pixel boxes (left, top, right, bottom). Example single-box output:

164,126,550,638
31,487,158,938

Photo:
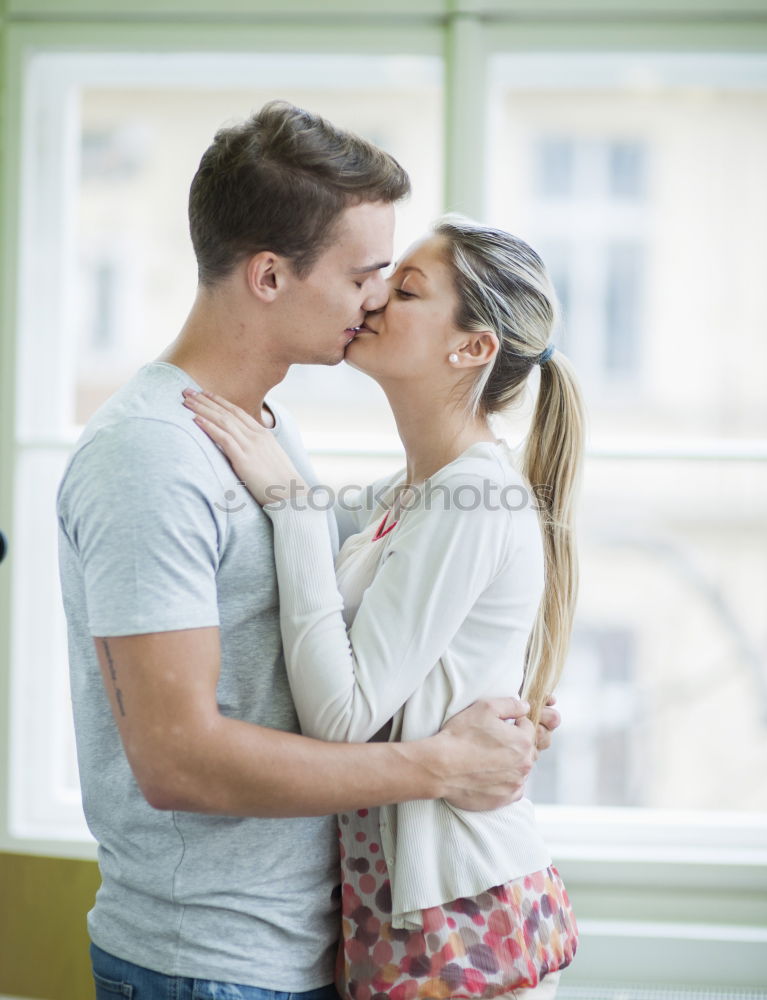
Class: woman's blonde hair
434,214,585,724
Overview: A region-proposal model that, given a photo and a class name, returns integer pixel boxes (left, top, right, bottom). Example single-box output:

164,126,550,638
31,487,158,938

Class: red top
372,510,398,541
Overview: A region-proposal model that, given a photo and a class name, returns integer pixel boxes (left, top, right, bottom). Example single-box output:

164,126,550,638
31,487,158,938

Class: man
57,101,558,998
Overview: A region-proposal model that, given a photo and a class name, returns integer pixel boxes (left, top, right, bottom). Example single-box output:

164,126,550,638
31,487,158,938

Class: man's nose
362,272,390,313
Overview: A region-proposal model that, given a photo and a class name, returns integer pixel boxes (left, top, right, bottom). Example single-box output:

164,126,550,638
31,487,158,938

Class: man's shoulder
58,365,219,507
76,362,200,445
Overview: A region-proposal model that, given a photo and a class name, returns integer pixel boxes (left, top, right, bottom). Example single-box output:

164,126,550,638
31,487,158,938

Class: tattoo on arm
101,638,126,717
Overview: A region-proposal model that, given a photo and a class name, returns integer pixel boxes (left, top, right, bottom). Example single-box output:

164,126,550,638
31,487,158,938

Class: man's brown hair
188,100,411,286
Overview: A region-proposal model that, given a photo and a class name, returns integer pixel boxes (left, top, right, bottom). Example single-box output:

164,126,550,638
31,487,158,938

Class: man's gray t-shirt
57,361,340,989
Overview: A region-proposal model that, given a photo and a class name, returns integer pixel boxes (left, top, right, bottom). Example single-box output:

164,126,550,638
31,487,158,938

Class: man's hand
536,695,561,754
429,697,536,811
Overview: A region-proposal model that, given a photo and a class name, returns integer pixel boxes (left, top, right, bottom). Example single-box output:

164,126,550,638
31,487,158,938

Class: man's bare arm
94,628,536,817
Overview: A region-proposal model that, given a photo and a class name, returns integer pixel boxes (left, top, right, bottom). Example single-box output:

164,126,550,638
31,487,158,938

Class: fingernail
182,388,198,396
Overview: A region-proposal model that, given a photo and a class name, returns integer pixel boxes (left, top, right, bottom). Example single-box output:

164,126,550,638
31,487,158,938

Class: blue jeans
90,943,341,1000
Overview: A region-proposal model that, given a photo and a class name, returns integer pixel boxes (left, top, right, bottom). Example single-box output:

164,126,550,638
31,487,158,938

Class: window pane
9,449,86,840
609,139,646,199
489,54,767,813
74,55,443,437
12,51,441,842
527,456,767,812
536,137,575,198
488,53,767,431
605,239,642,374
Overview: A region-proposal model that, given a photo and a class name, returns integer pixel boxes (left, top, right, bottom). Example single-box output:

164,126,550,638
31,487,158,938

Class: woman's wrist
259,478,312,511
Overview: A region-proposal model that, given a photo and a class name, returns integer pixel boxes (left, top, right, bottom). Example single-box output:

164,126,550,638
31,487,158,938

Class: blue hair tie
537,344,555,365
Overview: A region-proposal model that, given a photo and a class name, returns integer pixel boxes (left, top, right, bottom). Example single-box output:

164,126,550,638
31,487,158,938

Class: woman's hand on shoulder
182,389,307,507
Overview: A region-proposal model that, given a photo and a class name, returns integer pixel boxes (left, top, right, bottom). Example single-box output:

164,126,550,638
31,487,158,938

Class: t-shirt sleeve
265,472,511,743
57,419,222,637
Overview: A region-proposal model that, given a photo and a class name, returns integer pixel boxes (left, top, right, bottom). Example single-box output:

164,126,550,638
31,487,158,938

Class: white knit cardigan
265,441,552,928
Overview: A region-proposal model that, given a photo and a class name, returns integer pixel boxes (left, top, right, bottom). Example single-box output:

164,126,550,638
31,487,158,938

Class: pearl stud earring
448,353,459,364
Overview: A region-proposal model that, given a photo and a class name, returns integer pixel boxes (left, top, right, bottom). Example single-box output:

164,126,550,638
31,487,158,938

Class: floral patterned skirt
336,812,578,1000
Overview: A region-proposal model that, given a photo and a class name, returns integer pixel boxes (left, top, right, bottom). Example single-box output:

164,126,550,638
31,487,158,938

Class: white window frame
2,38,445,852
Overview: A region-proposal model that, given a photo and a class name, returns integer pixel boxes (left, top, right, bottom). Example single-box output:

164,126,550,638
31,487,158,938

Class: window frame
1,22,447,856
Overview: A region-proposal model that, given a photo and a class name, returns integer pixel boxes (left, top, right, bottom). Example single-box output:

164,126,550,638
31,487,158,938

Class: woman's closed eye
394,288,417,299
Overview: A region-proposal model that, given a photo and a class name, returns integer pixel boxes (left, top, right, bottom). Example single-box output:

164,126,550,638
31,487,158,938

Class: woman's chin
344,355,371,375
343,338,376,375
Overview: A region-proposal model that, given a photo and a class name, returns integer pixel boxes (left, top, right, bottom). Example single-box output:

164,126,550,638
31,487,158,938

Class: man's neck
159,291,288,427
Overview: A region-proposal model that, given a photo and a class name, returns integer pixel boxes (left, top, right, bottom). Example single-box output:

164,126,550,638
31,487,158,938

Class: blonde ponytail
520,351,585,724
434,214,585,724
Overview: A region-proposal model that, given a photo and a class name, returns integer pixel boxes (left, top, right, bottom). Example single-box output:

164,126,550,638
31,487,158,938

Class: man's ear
245,251,288,303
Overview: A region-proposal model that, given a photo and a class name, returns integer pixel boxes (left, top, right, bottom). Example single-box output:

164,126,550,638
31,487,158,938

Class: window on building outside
489,53,767,814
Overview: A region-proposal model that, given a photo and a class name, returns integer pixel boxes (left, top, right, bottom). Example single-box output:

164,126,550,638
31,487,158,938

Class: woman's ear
454,330,499,367
245,251,285,303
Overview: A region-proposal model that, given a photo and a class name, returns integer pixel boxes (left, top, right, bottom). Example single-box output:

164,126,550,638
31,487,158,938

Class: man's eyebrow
350,261,391,275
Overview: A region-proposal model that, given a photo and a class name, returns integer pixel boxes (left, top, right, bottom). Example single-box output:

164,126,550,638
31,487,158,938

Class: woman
183,215,584,997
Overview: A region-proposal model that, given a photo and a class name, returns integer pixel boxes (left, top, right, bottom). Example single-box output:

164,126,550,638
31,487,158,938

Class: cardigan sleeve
264,472,512,742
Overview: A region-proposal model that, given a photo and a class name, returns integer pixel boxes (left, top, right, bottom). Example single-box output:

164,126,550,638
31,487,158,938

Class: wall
0,853,99,999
